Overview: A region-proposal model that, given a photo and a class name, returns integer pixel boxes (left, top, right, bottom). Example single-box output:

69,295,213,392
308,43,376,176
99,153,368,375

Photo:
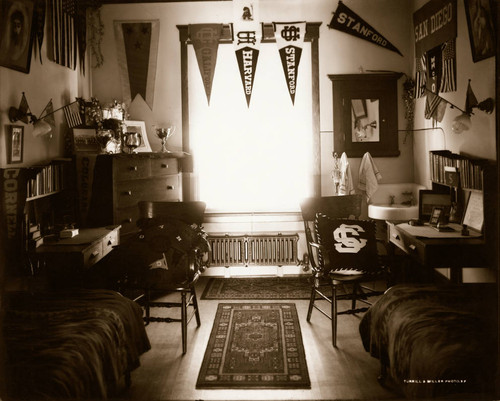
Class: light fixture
8,92,80,138
425,80,494,134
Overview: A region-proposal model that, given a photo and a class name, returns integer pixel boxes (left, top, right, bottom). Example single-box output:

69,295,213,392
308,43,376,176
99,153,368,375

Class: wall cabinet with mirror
329,72,402,157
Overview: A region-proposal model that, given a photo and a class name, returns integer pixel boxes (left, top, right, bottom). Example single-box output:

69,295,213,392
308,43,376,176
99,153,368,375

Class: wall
92,0,414,190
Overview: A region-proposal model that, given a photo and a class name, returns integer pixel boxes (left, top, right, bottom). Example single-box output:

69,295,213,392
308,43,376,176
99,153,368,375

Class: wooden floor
119,276,400,401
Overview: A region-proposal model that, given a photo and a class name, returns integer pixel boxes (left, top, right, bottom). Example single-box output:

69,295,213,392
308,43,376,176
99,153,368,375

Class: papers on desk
396,223,482,238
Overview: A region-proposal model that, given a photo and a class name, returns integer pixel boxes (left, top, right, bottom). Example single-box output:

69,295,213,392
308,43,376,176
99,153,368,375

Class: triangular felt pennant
426,44,442,94
465,80,478,113
114,20,159,109
18,93,30,124
233,0,261,107
190,24,223,105
329,1,403,56
274,21,306,105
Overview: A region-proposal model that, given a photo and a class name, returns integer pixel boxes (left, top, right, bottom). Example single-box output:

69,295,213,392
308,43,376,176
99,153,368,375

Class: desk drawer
151,157,178,176
115,176,181,208
83,242,103,268
113,158,150,181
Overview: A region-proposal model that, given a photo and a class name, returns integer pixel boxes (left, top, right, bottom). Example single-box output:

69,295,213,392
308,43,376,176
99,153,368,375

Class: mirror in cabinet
329,72,402,157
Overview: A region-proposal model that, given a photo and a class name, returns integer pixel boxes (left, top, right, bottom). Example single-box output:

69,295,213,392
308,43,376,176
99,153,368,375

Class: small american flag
63,101,82,128
424,92,446,122
439,39,456,93
414,53,427,98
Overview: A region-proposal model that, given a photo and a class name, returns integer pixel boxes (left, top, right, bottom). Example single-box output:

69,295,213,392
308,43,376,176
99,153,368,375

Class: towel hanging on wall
358,152,382,201
339,152,354,195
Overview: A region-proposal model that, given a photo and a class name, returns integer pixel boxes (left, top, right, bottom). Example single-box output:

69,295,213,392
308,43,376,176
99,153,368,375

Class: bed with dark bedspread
359,284,497,399
2,288,151,400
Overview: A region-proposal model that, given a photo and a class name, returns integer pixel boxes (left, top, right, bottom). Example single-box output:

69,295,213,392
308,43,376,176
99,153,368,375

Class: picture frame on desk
462,191,484,232
6,125,24,164
123,120,152,153
73,128,100,153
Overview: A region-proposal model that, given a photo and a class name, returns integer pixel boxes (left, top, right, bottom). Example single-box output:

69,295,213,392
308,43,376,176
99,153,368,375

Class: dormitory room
0,0,498,400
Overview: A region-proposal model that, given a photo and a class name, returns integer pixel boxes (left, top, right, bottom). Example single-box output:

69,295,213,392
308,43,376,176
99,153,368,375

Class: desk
387,222,486,283
34,226,120,287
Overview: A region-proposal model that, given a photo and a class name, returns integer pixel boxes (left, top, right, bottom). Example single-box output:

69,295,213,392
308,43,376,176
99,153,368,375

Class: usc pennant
274,21,306,105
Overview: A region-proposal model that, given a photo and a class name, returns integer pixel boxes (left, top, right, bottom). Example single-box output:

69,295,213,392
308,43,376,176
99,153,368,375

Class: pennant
33,0,46,63
40,100,56,127
18,93,30,124
465,80,478,113
426,44,442,94
329,1,402,56
190,24,223,105
274,21,306,105
233,0,261,107
439,39,456,93
63,101,82,128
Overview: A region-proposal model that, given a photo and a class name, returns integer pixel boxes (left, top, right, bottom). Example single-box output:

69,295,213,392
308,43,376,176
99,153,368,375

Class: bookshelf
1,159,76,276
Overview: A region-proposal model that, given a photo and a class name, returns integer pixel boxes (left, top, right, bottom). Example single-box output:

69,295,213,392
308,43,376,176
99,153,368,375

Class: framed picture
0,0,35,73
429,207,444,226
6,125,24,164
464,0,496,62
418,190,451,222
72,128,99,153
123,120,152,153
462,191,484,232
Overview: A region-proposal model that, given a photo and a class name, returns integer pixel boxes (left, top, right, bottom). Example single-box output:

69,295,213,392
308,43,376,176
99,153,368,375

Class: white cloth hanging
338,152,355,195
358,152,382,201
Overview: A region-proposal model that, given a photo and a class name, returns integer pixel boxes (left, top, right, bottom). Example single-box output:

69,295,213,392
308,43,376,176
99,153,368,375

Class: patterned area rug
196,303,310,389
201,276,320,299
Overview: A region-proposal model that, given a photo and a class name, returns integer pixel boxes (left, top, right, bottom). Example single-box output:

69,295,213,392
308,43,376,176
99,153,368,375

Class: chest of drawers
85,153,183,235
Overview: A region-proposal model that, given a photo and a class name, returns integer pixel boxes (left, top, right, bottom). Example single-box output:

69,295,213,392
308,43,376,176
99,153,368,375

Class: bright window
189,43,313,212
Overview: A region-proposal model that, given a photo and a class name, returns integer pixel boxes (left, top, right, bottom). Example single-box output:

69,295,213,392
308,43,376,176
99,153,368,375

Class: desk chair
109,201,208,354
300,195,387,347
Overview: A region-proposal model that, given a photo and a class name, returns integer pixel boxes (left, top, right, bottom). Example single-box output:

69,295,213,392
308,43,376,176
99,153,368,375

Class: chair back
300,195,363,273
138,201,206,226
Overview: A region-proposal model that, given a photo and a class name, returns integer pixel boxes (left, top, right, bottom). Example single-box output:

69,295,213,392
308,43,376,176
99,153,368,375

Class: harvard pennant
233,0,260,107
329,1,402,56
274,21,306,105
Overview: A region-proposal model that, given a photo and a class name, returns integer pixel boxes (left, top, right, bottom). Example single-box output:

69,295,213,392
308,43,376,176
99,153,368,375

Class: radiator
208,233,299,267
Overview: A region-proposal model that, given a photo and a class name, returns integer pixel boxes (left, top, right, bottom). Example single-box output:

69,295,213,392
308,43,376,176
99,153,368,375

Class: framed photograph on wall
123,120,152,153
464,0,496,62
0,0,35,73
6,125,24,164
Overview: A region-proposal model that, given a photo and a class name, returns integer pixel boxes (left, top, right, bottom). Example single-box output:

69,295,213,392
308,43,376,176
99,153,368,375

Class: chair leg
331,282,337,348
144,288,150,325
307,281,316,322
181,291,188,354
191,286,201,327
351,283,358,310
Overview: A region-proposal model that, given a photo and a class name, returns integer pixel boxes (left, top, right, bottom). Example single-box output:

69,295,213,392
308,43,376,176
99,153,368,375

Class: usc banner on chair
190,24,223,105
274,21,306,105
233,0,261,107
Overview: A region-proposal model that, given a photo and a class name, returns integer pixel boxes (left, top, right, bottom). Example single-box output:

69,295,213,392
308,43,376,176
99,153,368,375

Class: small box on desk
60,228,79,238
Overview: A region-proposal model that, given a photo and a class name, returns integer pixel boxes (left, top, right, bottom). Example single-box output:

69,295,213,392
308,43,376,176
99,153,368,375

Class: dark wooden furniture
329,73,402,158
34,225,121,287
84,153,183,237
387,222,487,283
300,195,386,347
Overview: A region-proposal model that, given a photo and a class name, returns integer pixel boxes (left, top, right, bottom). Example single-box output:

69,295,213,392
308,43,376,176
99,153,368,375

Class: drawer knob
129,166,138,171
167,185,175,190
409,244,416,251
123,218,133,223
91,251,100,258
124,190,132,196
392,233,400,240
161,163,168,168
107,239,114,246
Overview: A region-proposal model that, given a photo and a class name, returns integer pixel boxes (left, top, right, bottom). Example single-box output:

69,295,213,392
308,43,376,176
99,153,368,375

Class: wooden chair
300,195,387,347
110,201,208,354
